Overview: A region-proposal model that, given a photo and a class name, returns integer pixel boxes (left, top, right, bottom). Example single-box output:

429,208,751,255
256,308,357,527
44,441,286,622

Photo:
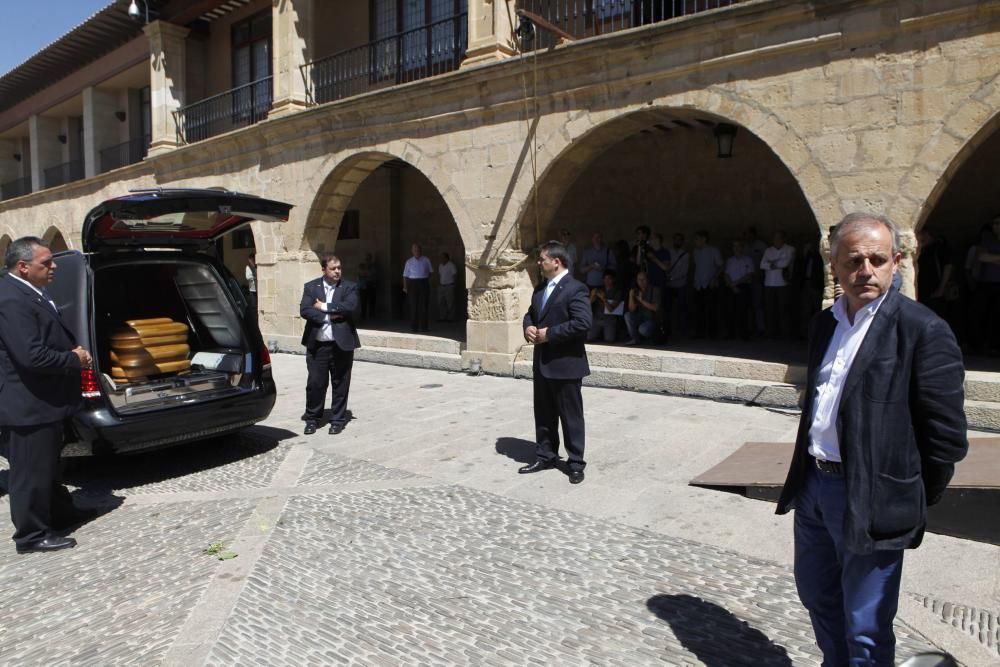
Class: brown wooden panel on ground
691,439,1000,490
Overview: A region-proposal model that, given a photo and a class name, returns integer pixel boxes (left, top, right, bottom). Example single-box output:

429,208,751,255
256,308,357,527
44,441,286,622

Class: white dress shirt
316,280,337,342
438,261,457,286
807,292,888,462
761,244,795,287
403,256,433,279
541,269,568,309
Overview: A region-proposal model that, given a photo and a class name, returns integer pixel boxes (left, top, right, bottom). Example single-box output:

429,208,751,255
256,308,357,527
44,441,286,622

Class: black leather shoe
518,460,556,474
568,471,585,485
329,423,344,435
304,421,318,435
16,536,77,554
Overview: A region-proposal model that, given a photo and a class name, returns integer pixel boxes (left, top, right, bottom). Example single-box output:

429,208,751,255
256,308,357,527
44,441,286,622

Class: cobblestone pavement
0,354,996,666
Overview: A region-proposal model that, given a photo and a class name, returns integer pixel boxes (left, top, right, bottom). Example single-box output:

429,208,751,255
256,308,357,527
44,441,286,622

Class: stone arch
301,150,468,323
300,149,470,254
0,232,11,260
906,76,1000,234
42,226,69,252
513,99,827,253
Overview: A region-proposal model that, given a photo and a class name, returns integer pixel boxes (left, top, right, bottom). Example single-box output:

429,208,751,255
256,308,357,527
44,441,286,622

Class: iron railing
100,134,150,172
516,0,746,47
175,76,273,144
303,13,468,106
0,176,31,201
43,159,84,189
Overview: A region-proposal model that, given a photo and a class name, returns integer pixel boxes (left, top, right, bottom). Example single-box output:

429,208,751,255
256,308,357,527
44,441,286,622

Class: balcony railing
175,76,273,144
0,176,31,201
43,159,84,189
100,135,150,172
516,0,747,47
303,13,468,106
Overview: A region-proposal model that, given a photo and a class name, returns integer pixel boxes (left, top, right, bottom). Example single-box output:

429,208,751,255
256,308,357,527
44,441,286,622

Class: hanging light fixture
714,123,738,158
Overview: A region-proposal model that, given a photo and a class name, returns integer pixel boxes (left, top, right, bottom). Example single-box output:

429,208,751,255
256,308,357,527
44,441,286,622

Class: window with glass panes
232,10,272,120
370,0,467,82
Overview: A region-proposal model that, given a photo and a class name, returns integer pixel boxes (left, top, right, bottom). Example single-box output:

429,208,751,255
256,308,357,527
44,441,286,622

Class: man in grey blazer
300,254,361,435
776,213,968,666
520,240,592,484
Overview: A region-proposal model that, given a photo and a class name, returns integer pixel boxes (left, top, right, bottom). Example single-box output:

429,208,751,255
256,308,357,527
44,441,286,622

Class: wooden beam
515,8,576,43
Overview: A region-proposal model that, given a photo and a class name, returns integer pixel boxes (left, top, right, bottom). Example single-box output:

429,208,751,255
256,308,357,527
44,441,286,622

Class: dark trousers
4,422,72,547
794,466,903,666
970,282,1000,352
408,278,430,331
764,285,791,338
692,287,718,338
304,342,354,426
533,374,586,472
664,286,688,338
726,285,753,340
359,286,376,320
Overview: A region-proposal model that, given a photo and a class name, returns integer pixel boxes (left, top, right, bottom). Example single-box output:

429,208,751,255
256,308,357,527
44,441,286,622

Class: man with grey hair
0,236,93,553
776,212,967,665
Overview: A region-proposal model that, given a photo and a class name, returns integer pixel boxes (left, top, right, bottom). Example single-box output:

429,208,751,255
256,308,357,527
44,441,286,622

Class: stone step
965,371,1000,403
513,360,801,408
964,400,1000,432
358,329,464,355
355,346,463,372
522,344,807,383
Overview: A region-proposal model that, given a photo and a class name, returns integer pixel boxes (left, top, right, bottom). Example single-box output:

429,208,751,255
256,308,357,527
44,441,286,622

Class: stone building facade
0,0,998,372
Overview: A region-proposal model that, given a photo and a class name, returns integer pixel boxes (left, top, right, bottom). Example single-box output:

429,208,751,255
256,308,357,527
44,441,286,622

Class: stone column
462,0,516,68
82,87,120,177
144,21,190,157
464,250,535,373
29,115,62,192
270,0,313,117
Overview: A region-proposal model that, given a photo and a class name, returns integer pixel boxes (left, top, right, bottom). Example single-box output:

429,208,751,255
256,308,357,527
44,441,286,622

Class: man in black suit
777,213,968,666
300,254,361,435
0,237,92,553
520,240,592,484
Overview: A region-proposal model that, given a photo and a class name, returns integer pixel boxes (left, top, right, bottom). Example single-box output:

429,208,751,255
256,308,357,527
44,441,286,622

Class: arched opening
304,154,465,335
918,117,1000,361
43,227,69,252
517,108,819,361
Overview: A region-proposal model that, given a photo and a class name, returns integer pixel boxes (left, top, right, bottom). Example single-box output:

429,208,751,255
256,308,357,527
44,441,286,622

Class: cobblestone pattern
58,436,291,496
909,593,1000,657
208,485,934,666
0,499,255,665
297,450,418,487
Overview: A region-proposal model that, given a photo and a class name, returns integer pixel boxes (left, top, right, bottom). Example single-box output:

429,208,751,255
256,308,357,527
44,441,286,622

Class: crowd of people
563,226,823,346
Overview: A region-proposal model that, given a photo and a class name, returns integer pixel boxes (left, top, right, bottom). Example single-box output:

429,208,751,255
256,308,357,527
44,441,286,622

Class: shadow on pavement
62,429,288,493
647,593,793,666
495,437,536,464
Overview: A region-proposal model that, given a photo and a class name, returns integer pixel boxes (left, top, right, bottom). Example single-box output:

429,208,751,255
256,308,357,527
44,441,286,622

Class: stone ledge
358,329,463,355
355,346,463,372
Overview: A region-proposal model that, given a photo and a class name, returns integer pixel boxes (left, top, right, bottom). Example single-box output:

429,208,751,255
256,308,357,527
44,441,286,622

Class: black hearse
47,188,292,456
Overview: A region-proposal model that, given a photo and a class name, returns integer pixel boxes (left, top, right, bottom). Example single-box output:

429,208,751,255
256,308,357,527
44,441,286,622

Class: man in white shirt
776,213,967,666
403,243,433,332
760,230,795,338
437,252,458,321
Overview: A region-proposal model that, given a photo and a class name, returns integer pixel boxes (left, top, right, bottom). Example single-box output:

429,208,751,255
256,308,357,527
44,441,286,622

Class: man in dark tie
520,240,592,484
776,213,968,665
300,254,361,435
0,236,93,553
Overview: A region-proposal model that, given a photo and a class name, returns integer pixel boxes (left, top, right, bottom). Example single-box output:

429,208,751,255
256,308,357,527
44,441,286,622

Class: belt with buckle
813,457,843,475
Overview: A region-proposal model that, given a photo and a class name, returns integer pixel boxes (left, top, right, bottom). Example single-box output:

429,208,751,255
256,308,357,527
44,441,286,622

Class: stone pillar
83,86,121,177
462,0,516,68
270,0,313,117
144,21,190,157
29,115,62,191
463,250,535,373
